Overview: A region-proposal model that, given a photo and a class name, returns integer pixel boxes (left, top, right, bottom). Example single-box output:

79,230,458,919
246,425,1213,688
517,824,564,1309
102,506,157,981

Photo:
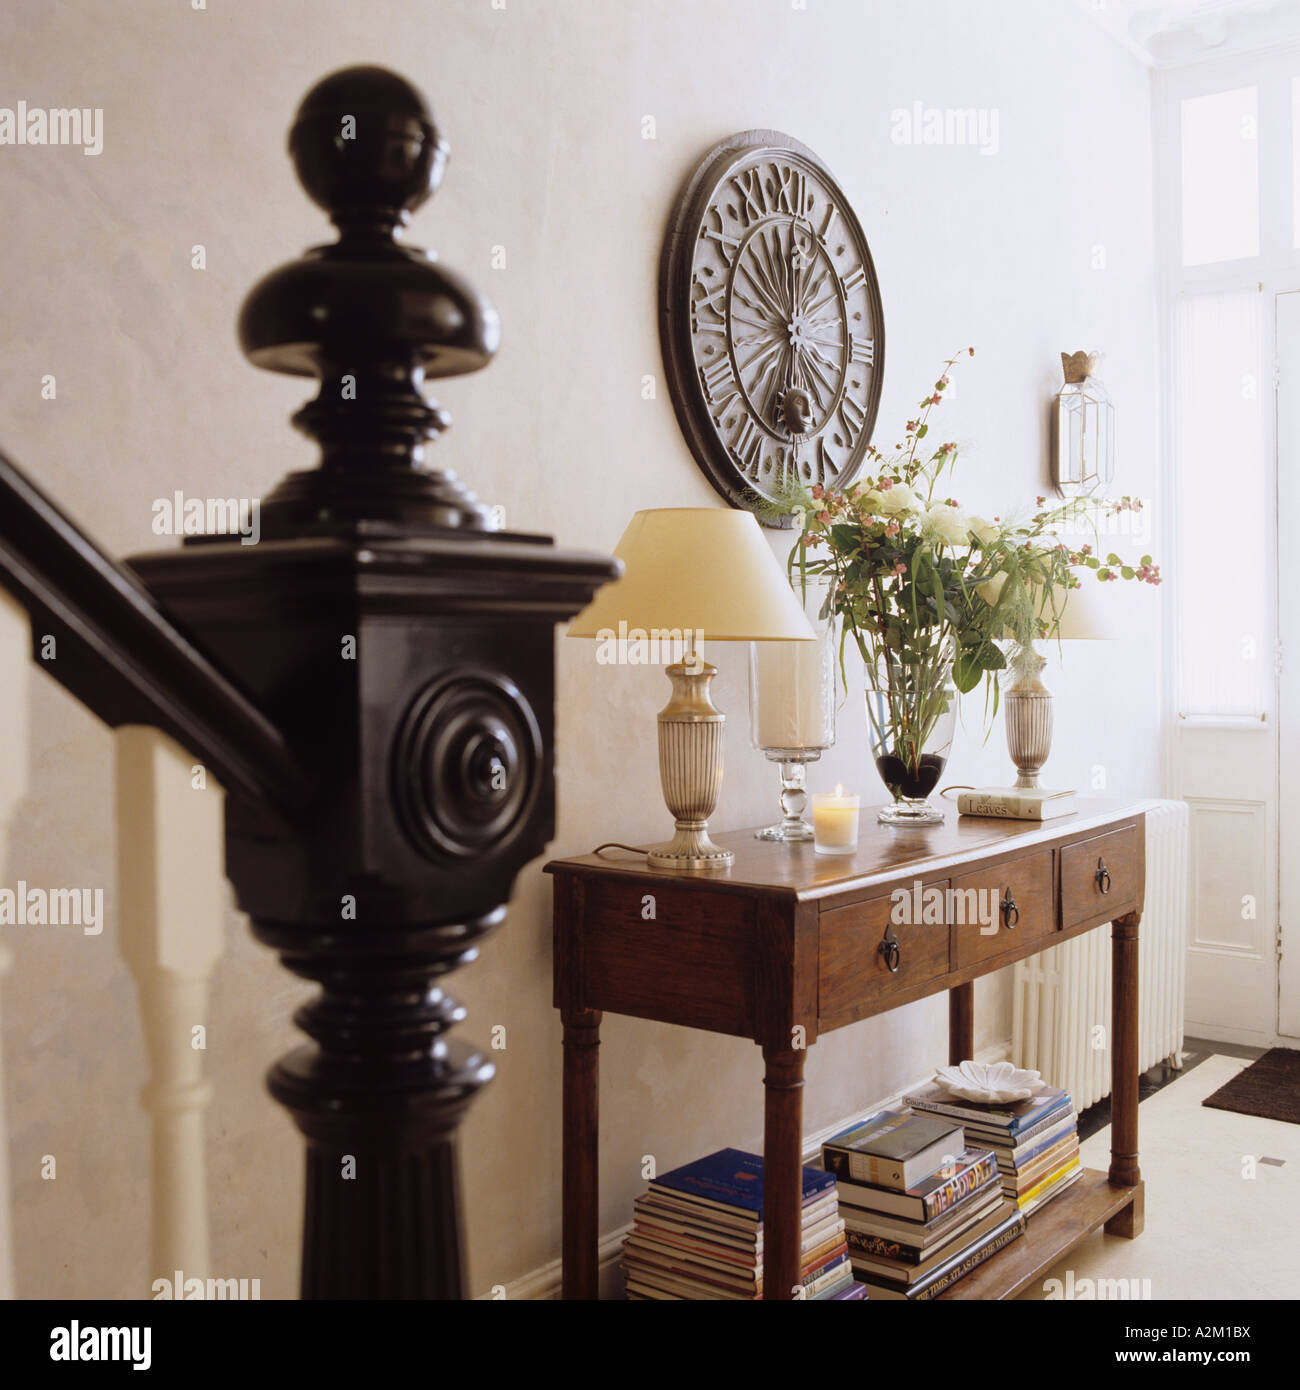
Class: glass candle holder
748,577,837,841
812,789,860,855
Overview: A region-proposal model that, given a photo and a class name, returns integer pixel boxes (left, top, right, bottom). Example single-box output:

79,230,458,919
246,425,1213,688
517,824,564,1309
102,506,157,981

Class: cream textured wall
0,0,1160,1297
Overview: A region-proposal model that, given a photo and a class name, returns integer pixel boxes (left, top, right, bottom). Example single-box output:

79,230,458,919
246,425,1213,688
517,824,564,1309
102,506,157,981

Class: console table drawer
1061,826,1140,929
819,886,950,1026
582,881,755,1035
951,851,1054,969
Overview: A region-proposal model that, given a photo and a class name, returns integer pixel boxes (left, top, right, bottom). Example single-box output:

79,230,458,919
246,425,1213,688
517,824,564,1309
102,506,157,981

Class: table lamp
567,508,815,870
1005,580,1112,788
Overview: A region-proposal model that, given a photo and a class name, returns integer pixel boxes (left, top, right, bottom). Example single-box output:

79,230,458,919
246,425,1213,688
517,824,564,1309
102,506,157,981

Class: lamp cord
938,784,975,801
592,842,652,857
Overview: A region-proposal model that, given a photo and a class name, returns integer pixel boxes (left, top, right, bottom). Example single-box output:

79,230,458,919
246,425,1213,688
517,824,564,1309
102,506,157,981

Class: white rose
922,502,970,546
874,482,921,517
976,570,1008,607
968,514,1000,547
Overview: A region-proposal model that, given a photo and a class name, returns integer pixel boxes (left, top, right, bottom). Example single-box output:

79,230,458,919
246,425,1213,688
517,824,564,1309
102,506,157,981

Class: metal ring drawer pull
1096,858,1112,895
1001,889,1019,928
878,925,901,973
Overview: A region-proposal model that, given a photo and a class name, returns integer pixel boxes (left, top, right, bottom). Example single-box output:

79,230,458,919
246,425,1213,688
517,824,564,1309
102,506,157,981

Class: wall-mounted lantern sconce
1052,350,1114,496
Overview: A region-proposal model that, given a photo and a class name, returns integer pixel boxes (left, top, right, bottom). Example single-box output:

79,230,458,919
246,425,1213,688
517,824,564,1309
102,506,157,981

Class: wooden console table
546,799,1146,1300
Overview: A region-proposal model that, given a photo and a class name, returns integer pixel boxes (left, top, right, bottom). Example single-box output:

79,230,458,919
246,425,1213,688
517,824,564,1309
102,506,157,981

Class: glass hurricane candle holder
748,577,837,841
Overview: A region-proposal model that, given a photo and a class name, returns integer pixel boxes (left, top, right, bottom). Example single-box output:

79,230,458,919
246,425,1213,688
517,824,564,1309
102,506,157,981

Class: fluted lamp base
648,659,734,871
647,822,734,870
1005,650,1054,790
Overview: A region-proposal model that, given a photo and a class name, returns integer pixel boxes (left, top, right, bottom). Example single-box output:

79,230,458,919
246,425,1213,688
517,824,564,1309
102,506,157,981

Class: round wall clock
659,129,885,528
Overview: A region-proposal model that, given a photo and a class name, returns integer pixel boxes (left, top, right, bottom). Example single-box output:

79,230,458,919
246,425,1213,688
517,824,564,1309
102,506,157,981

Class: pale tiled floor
1022,1053,1300,1300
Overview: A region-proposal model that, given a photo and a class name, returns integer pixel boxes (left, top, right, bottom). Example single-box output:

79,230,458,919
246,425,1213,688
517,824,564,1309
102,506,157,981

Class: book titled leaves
822,1109,964,1191
956,787,1076,820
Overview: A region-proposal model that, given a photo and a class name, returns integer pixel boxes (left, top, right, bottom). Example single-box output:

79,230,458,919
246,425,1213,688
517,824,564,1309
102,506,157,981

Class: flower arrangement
789,349,1159,816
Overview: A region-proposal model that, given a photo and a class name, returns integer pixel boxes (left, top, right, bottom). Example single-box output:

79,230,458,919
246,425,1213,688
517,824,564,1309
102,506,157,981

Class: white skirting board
481,1040,1012,1300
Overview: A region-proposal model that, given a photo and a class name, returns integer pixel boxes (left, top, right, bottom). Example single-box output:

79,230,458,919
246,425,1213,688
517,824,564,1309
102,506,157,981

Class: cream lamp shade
566,508,813,873
1003,578,1121,791
1044,579,1116,641
567,508,815,642
995,578,1116,643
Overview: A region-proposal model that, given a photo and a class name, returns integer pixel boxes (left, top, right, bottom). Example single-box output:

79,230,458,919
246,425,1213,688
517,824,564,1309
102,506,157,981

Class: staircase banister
0,447,313,817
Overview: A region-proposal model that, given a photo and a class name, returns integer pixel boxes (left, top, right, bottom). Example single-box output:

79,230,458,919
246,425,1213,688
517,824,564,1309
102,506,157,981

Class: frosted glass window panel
1174,291,1269,719
1181,86,1259,266
1293,76,1300,248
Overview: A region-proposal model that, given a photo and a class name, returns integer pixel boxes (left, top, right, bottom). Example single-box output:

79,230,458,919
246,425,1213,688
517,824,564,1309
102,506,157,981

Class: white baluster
0,591,30,1300
0,593,32,1300
115,727,224,1294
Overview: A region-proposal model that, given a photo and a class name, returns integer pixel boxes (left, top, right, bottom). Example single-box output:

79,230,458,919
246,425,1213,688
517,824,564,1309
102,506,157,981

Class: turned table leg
949,981,974,1065
1105,909,1144,1237
761,1043,806,1300
562,1006,602,1299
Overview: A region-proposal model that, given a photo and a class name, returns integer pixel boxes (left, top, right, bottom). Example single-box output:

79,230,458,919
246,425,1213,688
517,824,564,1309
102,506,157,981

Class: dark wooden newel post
131,67,618,1297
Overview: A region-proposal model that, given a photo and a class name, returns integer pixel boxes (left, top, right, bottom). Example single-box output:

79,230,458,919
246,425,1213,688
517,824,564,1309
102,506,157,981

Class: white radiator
1012,799,1189,1112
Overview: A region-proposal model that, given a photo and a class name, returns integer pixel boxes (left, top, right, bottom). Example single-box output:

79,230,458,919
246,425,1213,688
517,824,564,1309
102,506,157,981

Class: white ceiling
1074,0,1300,67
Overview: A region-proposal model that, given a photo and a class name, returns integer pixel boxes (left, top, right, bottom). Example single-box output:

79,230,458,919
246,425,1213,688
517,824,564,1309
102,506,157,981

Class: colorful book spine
988,1119,1078,1168
910,1095,1070,1134
918,1152,998,1220
845,1228,928,1262
906,1083,1068,1126
1015,1156,1082,1210
911,1210,1027,1300
989,1107,1076,1150
838,1152,999,1222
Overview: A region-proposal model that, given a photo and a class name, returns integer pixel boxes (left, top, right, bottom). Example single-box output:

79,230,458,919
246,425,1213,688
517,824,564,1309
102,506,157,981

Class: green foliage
789,350,1161,741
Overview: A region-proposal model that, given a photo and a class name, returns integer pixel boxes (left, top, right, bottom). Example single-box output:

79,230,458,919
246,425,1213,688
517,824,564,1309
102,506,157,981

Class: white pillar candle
813,787,860,855
749,579,835,752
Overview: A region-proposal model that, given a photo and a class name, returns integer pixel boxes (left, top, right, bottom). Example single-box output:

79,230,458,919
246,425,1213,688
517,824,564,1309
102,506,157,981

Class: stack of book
907,1081,1082,1216
623,1147,865,1300
824,1109,1025,1300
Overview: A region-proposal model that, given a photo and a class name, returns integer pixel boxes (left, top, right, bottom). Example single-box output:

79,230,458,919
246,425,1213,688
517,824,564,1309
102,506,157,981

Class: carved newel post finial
238,65,501,535
129,64,620,1302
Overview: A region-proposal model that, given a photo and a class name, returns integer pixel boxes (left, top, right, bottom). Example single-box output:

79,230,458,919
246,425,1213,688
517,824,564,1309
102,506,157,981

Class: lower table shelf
935,1169,1144,1301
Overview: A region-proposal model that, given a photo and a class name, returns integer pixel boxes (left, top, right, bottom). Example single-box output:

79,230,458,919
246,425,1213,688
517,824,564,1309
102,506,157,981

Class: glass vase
865,643,957,826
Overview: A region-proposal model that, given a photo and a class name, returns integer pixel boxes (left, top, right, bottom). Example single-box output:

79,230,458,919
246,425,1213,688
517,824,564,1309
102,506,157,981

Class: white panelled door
1274,291,1300,1039
1173,290,1279,1045
1156,47,1300,1046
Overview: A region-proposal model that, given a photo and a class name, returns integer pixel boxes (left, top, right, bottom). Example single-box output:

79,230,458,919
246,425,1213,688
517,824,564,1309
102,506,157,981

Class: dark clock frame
658,128,886,529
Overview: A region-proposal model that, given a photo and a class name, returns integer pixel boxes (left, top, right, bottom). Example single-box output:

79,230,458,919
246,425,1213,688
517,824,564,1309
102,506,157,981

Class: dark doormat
1201,1047,1300,1125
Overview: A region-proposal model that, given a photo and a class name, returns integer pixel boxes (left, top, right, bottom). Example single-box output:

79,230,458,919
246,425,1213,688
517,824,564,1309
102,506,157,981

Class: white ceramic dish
934,1059,1046,1104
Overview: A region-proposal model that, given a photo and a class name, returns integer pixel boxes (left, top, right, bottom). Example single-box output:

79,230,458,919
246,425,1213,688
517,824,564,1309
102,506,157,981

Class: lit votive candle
812,786,860,855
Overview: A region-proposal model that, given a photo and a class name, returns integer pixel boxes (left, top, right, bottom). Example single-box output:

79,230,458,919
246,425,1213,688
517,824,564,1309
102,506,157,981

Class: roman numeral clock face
659,131,884,527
